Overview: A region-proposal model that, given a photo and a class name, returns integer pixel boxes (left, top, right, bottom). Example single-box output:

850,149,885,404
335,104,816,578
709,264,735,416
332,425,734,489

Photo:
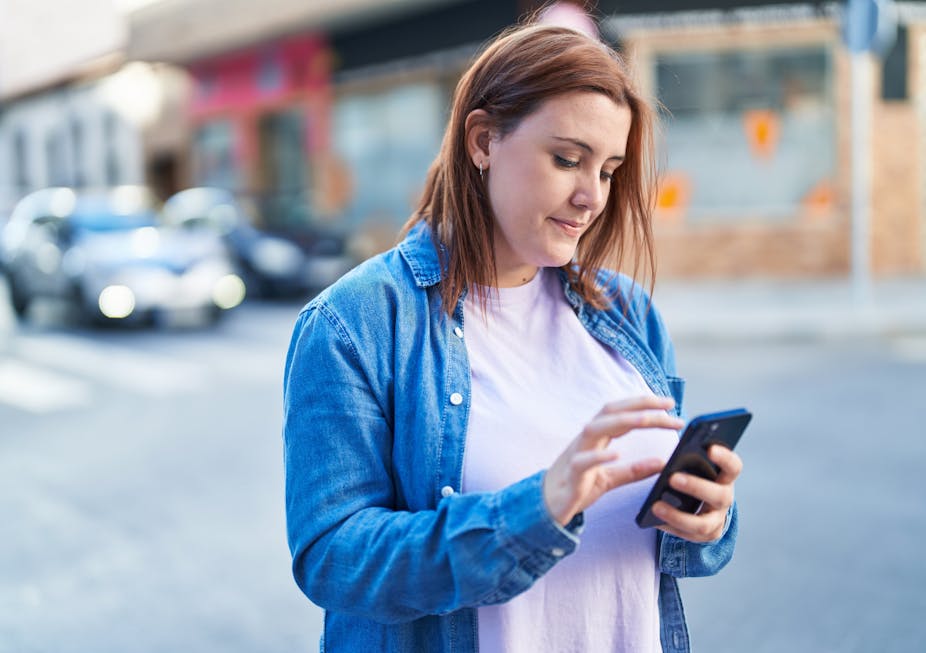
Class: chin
543,246,578,268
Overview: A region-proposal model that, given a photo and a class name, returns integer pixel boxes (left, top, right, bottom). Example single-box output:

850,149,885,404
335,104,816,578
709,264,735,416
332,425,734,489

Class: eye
554,155,579,169
600,170,614,182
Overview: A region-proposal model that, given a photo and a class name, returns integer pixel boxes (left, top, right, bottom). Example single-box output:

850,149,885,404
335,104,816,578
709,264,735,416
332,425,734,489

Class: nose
570,172,607,216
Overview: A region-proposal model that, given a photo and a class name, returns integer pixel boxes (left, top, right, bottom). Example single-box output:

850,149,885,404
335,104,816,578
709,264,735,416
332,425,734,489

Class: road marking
13,334,208,396
0,359,93,413
891,337,926,363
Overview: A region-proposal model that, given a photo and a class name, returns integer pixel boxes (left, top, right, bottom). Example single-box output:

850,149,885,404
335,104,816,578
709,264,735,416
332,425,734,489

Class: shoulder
294,238,434,345
592,269,676,372
594,269,655,325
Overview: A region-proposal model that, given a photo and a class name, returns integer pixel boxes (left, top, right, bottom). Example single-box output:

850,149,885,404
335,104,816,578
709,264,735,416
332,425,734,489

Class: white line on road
0,359,93,414
12,334,209,397
891,336,926,363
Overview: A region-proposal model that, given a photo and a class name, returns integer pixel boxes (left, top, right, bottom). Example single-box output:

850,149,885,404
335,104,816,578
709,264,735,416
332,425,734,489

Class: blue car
162,187,354,298
0,186,245,325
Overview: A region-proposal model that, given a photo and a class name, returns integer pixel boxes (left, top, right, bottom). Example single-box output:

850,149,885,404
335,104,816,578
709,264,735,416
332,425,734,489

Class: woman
283,22,742,653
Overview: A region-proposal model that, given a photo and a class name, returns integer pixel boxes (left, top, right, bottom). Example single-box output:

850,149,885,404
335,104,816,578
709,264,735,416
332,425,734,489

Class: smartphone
635,408,752,529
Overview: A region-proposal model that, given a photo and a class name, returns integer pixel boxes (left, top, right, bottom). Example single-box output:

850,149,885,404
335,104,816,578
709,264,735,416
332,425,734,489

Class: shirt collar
397,221,446,288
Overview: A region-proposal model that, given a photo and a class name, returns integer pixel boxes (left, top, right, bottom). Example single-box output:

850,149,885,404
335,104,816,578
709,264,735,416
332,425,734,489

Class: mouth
549,217,586,238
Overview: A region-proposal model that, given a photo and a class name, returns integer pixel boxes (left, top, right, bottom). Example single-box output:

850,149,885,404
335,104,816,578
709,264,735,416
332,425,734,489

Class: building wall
622,12,926,280
0,64,183,213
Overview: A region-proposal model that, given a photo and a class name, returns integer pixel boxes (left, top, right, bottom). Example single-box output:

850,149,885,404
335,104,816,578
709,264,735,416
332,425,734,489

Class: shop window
257,108,309,228
45,131,68,187
654,45,835,221
70,119,85,188
193,120,237,191
881,25,908,101
104,113,122,186
13,130,29,195
332,82,444,231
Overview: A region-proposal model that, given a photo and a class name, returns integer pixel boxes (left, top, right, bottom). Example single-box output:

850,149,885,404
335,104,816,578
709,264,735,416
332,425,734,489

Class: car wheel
7,274,30,318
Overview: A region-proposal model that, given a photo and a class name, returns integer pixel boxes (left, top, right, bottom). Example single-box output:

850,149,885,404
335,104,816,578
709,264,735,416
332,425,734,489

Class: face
480,91,632,286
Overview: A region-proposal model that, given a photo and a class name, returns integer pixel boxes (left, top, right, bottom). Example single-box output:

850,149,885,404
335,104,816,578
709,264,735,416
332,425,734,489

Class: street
1,289,925,652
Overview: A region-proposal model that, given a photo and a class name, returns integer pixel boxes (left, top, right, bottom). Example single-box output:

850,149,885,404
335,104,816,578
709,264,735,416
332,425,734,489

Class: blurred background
0,0,924,651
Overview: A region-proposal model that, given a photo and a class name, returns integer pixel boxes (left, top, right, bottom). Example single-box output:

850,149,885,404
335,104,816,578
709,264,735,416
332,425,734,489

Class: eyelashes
554,155,615,182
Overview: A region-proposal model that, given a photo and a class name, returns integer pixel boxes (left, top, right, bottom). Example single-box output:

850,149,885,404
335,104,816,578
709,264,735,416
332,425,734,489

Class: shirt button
453,326,463,338
440,486,455,498
449,392,463,405
551,547,565,557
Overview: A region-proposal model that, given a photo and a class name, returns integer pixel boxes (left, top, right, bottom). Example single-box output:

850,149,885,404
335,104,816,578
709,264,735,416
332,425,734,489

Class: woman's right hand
542,396,684,526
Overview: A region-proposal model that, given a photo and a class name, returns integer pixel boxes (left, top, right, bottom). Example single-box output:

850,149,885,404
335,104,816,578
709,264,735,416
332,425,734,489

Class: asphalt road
1,290,924,652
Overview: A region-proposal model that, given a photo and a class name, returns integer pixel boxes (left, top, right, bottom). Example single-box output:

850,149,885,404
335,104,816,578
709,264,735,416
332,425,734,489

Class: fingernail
673,474,687,487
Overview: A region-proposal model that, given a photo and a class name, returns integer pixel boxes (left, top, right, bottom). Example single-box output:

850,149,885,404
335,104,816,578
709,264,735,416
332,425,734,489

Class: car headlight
212,274,246,309
98,285,136,319
251,238,304,277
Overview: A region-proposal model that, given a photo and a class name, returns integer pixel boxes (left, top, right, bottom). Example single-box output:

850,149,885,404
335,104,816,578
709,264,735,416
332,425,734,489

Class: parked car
0,186,245,325
162,187,354,298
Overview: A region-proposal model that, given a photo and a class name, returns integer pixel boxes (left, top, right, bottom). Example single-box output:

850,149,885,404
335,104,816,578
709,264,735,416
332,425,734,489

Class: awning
127,0,465,63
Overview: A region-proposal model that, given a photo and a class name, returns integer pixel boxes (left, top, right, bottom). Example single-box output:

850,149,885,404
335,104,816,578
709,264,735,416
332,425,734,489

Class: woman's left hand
653,445,743,543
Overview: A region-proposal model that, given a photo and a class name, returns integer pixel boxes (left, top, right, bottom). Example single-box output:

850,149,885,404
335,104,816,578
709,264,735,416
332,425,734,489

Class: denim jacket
283,222,737,652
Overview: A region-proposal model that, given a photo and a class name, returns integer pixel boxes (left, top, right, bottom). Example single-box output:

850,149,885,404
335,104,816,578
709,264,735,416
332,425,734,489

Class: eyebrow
553,136,624,162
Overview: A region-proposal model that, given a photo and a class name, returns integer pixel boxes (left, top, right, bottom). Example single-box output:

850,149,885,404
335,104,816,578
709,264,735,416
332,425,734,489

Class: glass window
193,120,237,191
654,45,835,220
104,113,122,186
332,82,444,231
45,131,68,187
14,130,29,194
257,108,309,229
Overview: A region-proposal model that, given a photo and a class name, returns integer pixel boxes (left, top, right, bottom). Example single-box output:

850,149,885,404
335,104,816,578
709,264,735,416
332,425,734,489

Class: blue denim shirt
283,222,737,652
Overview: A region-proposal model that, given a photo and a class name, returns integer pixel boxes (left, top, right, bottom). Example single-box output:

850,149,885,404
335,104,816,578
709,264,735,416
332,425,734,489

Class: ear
464,109,493,170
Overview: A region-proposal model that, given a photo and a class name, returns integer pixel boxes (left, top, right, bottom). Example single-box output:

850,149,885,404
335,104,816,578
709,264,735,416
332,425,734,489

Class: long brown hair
401,23,658,314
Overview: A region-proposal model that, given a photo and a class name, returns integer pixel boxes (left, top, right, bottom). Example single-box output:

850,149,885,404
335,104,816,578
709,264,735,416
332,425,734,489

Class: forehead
515,91,630,142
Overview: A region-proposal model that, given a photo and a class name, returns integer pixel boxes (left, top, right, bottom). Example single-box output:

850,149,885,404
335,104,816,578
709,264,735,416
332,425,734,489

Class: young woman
283,23,742,653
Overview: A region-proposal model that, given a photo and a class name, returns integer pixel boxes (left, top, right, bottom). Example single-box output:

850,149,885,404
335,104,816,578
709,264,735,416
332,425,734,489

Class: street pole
850,50,873,306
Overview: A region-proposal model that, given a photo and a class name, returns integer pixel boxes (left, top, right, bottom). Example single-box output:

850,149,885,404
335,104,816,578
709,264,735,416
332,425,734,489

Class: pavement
1,276,925,343
651,276,926,341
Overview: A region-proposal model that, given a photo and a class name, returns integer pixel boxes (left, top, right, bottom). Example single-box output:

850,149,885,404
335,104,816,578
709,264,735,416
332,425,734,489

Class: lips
550,217,586,237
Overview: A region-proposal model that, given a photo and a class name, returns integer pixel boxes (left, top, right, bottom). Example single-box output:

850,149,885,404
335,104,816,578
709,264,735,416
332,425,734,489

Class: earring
478,162,484,181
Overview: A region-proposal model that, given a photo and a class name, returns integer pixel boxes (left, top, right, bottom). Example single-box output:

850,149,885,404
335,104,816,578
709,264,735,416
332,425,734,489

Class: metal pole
850,50,872,305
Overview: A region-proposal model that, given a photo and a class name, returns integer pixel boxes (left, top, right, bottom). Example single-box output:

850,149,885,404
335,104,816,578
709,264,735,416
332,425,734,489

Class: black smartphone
635,408,752,529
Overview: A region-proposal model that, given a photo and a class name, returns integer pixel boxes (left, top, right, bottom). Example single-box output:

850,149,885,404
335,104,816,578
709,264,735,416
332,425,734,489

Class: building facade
0,0,191,215
606,2,926,278
123,0,926,278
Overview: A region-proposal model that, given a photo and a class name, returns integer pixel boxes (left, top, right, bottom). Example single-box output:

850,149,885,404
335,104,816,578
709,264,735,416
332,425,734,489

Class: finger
708,445,743,484
652,500,725,542
569,449,620,476
580,411,684,448
668,472,734,512
601,457,664,490
599,395,675,416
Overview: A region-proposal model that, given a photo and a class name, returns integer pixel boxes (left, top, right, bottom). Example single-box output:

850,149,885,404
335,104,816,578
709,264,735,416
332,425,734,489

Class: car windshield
70,194,159,233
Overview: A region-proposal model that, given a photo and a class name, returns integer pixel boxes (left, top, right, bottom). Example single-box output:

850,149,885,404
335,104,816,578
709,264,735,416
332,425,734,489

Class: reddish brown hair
402,22,658,314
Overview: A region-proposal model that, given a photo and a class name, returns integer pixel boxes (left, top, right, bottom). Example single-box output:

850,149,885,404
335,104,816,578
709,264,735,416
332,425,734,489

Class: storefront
186,34,330,231
604,3,925,278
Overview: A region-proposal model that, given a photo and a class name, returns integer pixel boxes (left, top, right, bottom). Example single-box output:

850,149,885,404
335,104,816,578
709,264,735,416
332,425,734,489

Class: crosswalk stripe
12,334,208,396
0,359,93,414
891,337,926,363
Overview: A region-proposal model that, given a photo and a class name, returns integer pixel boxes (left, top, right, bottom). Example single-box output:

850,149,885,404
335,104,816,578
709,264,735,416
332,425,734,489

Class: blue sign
843,0,898,54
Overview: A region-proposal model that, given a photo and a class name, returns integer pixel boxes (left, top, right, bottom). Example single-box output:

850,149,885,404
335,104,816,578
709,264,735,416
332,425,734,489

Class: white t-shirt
461,268,679,653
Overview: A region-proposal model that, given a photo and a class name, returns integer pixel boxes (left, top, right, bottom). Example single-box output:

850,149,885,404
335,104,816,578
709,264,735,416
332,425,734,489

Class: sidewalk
653,277,926,341
1,276,924,343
